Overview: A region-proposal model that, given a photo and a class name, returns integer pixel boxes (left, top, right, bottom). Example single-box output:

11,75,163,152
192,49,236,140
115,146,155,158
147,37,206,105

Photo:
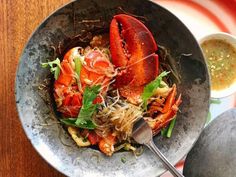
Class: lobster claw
110,14,159,104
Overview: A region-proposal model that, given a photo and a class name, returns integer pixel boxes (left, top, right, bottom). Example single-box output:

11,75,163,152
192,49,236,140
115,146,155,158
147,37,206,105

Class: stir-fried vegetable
61,85,101,129
161,127,168,137
161,117,176,138
41,58,61,80
166,117,176,138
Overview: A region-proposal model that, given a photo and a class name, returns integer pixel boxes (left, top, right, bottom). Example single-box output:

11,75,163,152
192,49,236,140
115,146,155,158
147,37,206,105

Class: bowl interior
15,0,210,176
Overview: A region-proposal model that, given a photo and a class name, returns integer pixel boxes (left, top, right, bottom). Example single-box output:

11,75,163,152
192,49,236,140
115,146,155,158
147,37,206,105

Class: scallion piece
161,127,168,137
166,118,176,138
74,57,82,76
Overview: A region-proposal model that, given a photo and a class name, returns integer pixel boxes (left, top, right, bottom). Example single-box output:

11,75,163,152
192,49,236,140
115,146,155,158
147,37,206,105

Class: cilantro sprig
60,85,101,129
141,71,170,109
41,58,61,80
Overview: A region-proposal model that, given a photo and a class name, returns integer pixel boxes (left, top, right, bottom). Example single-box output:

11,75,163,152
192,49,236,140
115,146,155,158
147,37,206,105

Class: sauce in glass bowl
201,39,236,91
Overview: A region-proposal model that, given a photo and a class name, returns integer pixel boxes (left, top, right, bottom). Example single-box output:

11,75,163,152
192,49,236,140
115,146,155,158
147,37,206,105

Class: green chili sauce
201,39,236,90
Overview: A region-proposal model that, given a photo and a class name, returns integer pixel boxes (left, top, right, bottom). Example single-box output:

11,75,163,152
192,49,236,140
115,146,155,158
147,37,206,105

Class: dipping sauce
201,39,236,90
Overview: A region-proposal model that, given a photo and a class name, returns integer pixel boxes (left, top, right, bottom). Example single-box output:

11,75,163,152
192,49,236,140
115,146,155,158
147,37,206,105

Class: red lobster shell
110,14,159,104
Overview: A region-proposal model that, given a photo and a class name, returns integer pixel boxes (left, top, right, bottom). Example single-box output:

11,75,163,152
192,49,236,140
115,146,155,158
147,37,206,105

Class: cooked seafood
42,14,181,156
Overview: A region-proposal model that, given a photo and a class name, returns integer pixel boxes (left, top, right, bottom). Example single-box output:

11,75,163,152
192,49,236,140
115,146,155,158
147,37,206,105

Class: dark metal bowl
15,0,210,176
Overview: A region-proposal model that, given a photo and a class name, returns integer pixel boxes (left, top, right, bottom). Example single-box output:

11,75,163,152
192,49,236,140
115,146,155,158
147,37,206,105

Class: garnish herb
41,58,61,80
61,85,101,129
210,99,221,105
61,118,77,126
121,157,127,163
206,111,211,124
141,71,170,109
207,99,221,124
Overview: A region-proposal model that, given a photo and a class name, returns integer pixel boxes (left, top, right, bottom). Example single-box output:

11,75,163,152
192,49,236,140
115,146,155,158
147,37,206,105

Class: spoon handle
146,139,184,177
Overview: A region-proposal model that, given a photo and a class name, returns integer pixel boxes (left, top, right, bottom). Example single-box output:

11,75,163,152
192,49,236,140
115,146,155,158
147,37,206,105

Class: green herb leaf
60,117,96,130
41,58,61,80
74,57,82,76
166,117,176,138
60,85,101,129
206,111,211,124
75,85,101,129
141,71,170,109
75,119,97,129
60,118,77,126
210,99,221,105
76,104,97,121
121,157,127,163
206,99,220,125
82,85,101,107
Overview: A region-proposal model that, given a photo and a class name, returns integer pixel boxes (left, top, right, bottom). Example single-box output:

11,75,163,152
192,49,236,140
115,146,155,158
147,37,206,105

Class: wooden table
0,1,70,176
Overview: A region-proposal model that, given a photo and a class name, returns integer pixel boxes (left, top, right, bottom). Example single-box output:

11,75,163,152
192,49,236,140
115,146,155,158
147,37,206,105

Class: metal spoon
132,118,184,177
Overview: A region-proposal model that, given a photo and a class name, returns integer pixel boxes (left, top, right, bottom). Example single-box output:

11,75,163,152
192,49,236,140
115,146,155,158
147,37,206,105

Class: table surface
0,1,70,176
